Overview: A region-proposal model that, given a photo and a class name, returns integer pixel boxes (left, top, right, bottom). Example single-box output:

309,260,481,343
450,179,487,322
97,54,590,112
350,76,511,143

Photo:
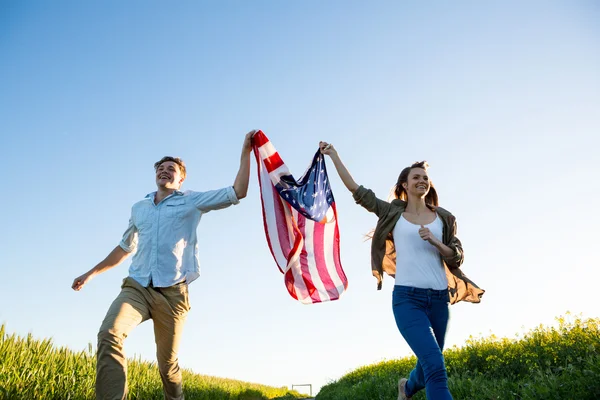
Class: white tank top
392,214,448,290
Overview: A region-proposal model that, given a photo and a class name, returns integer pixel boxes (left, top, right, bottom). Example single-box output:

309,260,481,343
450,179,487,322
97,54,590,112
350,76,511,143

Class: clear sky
1,0,599,395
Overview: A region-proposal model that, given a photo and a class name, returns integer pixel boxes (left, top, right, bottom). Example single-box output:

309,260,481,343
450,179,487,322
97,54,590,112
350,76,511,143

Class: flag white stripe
258,141,278,159
288,208,310,302
325,206,335,223
323,218,345,295
285,205,297,255
268,164,291,186
304,218,331,303
259,158,288,269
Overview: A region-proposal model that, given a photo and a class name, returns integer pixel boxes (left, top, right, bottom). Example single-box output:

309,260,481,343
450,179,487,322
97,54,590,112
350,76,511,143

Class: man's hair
154,156,187,180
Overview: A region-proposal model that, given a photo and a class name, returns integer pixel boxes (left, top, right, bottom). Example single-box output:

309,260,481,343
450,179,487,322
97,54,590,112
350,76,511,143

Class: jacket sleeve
443,219,464,269
352,185,391,218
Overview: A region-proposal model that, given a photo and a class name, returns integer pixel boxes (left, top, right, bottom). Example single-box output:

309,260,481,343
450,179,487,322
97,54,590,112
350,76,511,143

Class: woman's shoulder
435,206,456,220
390,198,407,208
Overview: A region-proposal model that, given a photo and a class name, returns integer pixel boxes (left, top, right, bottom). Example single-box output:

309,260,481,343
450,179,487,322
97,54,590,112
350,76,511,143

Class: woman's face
403,168,430,197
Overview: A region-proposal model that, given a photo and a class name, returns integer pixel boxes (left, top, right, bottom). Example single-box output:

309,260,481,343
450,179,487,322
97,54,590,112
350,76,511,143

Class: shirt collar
144,190,184,199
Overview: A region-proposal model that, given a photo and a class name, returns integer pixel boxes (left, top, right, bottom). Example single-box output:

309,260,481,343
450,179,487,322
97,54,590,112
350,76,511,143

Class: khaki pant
96,277,190,400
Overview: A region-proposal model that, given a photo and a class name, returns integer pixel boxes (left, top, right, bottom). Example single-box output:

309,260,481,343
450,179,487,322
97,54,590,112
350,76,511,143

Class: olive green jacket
353,185,484,304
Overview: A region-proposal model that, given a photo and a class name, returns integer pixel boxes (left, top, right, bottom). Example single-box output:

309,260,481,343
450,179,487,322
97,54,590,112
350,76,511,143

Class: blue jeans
392,285,452,400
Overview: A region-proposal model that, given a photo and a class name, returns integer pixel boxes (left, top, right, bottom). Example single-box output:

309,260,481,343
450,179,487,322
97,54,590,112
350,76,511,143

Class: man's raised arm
232,129,257,200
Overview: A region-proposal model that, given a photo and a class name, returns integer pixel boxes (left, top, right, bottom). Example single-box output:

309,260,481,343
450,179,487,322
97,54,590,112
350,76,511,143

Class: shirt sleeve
190,186,240,213
119,215,138,253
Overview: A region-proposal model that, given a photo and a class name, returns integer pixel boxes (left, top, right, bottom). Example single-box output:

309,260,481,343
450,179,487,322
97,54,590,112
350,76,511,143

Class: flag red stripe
312,219,339,300
270,184,291,273
331,203,348,289
284,269,298,300
290,210,312,301
253,146,277,270
253,130,270,147
298,216,322,303
264,152,284,174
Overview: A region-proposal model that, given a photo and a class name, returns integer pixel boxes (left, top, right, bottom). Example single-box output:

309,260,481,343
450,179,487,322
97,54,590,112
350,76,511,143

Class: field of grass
0,324,305,400
3,314,599,399
316,314,600,399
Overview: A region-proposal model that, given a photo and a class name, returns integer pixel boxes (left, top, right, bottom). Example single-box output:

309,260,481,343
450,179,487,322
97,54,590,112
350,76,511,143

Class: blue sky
1,0,599,395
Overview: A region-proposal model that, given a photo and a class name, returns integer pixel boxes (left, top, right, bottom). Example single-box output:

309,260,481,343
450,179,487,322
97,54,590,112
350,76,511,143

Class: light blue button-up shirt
119,186,239,287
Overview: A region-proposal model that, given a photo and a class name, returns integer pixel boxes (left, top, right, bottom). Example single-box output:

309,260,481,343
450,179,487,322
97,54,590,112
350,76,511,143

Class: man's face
155,161,184,190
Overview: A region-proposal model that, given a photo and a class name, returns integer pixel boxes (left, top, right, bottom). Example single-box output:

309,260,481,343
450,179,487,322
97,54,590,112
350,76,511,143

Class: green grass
0,324,305,400
316,314,600,400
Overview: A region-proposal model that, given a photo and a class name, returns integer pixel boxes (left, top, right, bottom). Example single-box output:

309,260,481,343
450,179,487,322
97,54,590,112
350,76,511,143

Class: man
72,130,256,400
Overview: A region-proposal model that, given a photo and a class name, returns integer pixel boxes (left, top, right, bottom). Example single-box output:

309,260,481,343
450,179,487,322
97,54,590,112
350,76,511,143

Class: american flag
252,130,348,304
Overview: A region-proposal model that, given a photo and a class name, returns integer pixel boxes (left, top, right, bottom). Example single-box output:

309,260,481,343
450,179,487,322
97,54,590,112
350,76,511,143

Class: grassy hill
3,314,599,399
316,314,600,400
0,324,305,400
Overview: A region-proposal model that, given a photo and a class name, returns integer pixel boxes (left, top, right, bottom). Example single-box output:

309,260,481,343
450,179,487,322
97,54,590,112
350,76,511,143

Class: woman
319,142,484,400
